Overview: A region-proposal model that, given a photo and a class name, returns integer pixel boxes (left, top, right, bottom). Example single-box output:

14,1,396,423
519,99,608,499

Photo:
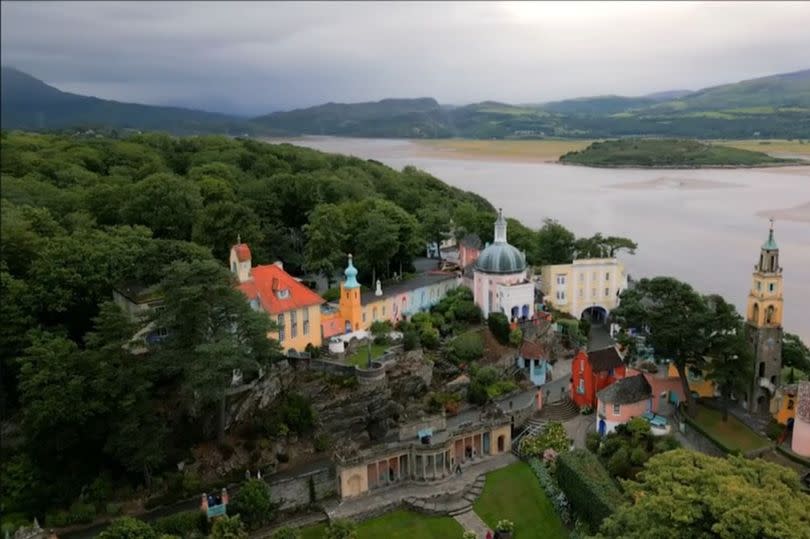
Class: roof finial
237,233,241,245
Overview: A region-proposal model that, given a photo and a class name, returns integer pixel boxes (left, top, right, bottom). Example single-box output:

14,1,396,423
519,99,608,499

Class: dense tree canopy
596,449,810,539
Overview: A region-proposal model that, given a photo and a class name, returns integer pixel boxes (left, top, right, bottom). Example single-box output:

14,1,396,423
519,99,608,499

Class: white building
540,258,627,322
473,210,535,321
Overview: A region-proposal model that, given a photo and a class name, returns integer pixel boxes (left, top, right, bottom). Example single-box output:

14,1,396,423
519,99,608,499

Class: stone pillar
433,453,437,478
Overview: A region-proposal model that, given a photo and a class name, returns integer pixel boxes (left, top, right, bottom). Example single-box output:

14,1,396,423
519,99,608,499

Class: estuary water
273,137,810,342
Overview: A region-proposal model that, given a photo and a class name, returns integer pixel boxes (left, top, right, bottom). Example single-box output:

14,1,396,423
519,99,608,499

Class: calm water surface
275,137,810,342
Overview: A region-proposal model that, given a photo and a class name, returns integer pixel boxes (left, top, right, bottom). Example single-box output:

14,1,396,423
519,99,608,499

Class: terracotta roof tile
520,339,548,360
238,264,324,315
234,243,252,262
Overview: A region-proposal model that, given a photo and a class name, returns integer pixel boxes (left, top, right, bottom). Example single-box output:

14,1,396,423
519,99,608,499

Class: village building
744,221,784,413
517,339,553,386
596,373,653,436
540,258,627,322
473,210,535,321
570,346,626,409
792,381,810,457
112,281,167,354
335,411,512,499
230,242,325,352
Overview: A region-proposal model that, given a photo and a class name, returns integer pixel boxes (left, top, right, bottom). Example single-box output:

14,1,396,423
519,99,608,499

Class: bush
487,312,510,344
557,449,623,530
272,528,301,539
105,503,123,516
154,510,206,538
630,447,648,467
46,502,97,527
210,515,247,539
419,327,440,349
508,327,523,347
585,432,601,453
314,433,332,452
580,405,594,415
322,288,340,302
529,458,571,525
607,447,631,478
98,517,157,539
485,380,517,398
496,519,514,532
369,320,392,343
449,332,484,363
519,422,571,456
463,531,477,539
325,518,357,539
402,330,420,351
230,479,274,530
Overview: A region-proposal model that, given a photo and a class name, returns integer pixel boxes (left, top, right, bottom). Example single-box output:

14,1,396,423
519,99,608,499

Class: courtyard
691,405,770,453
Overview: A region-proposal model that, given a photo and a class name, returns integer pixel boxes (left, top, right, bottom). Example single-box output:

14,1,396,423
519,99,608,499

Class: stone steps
538,398,579,421
405,475,486,516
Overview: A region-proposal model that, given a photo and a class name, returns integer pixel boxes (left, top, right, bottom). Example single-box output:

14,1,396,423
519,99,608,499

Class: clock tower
744,220,783,414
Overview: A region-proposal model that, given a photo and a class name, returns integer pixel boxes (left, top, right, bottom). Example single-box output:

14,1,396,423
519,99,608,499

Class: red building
571,345,626,408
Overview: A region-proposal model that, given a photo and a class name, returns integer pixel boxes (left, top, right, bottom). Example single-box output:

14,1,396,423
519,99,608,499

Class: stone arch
765,305,775,324
497,435,505,453
752,302,760,323
580,305,608,324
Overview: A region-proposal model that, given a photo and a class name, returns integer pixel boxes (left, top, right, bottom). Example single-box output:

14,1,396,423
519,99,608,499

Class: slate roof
587,346,624,372
597,374,652,405
360,272,456,304
519,339,548,360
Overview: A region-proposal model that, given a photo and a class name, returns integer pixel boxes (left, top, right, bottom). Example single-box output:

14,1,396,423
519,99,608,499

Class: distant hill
253,97,452,138
0,66,263,135
540,95,659,115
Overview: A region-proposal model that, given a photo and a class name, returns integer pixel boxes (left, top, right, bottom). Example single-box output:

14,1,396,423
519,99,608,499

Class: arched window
758,362,765,377
751,303,760,323
765,305,774,324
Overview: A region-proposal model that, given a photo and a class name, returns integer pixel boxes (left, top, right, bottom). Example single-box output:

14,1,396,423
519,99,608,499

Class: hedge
528,458,570,525
153,510,207,538
556,449,623,530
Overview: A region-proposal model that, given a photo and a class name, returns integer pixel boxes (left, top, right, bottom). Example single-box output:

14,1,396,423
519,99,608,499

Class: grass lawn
345,342,388,368
298,510,462,538
692,405,770,453
474,462,568,539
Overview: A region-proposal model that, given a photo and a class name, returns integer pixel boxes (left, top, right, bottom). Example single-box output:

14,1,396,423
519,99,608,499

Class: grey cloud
2,1,809,115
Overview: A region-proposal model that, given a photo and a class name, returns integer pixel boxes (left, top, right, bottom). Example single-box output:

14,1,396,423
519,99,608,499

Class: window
231,261,237,273
605,287,610,297
556,274,566,285
613,403,621,416
579,288,584,298
577,379,585,394
769,283,775,292
290,311,298,338
756,281,762,291
592,288,596,298
579,273,584,282
362,312,367,323
277,314,285,342
373,307,378,320
382,306,386,316
788,399,795,410
157,327,168,337
303,308,309,336
605,272,610,280
556,291,566,302
276,289,290,299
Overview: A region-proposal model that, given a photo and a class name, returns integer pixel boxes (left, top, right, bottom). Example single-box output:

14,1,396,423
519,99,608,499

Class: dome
475,242,527,274
343,254,360,288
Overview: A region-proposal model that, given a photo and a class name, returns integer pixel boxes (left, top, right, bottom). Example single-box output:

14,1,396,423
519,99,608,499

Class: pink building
793,381,810,457
596,374,652,436
473,210,535,321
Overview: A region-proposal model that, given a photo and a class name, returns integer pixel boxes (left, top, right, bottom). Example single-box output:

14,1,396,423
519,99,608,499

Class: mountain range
2,66,809,138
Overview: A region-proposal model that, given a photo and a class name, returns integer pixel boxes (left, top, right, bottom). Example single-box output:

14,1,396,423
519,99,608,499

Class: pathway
326,453,516,520
454,509,491,538
564,414,595,449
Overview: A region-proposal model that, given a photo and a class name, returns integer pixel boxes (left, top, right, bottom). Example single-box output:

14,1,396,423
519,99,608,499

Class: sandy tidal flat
757,202,810,224
610,176,743,190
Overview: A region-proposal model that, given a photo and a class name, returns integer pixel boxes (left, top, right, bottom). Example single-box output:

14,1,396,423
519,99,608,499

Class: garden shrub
230,479,274,530
585,432,601,453
45,502,96,527
271,527,301,539
486,380,517,398
487,312,510,344
508,327,523,347
402,330,419,351
519,422,571,456
449,332,484,363
325,518,357,539
314,433,332,452
98,517,157,539
210,515,247,539
607,447,631,478
556,449,623,530
419,327,440,349
153,510,207,538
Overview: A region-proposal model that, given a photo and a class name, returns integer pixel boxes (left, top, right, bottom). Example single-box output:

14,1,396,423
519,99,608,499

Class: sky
2,1,810,115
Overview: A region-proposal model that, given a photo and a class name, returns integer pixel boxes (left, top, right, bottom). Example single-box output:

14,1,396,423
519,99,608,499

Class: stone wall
398,415,447,441
269,465,336,512
310,358,356,377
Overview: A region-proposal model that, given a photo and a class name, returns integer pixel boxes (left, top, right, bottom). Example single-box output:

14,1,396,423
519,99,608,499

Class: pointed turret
343,254,360,289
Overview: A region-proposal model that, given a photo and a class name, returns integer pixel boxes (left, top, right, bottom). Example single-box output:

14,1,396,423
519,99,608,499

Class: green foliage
508,327,523,347
487,312,510,344
271,528,301,539
519,422,571,457
560,138,795,167
98,517,157,539
257,393,315,437
325,518,357,539
495,519,514,532
528,459,571,525
419,326,440,350
449,332,484,364
229,479,274,530
783,333,810,372
597,418,679,480
596,449,810,539
153,510,207,538
556,449,623,530
210,515,248,539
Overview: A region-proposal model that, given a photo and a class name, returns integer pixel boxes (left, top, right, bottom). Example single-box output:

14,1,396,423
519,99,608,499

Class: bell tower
338,254,363,333
744,219,783,414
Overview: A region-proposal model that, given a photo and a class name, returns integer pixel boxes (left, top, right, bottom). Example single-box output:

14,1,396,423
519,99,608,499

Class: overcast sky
2,1,809,115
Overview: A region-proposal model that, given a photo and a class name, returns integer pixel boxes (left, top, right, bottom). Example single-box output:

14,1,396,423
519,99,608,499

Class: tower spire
237,233,242,245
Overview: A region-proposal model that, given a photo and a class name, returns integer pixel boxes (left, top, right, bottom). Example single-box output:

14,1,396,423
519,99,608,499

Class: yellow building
772,384,798,425
230,242,325,352
540,258,627,322
666,363,717,398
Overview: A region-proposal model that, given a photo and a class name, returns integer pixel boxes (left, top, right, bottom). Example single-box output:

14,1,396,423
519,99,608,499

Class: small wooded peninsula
559,138,799,168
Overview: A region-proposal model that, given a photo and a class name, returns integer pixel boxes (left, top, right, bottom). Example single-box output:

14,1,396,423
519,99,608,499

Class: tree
304,204,349,285
122,173,202,240
192,201,263,262
418,205,451,261
98,517,157,539
154,259,278,441
535,219,575,265
613,277,710,415
703,295,753,421
488,312,511,344
783,333,810,373
595,449,810,539
210,515,248,539
229,479,274,530
354,207,399,285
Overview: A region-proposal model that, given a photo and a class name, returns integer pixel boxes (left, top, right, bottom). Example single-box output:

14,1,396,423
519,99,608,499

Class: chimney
271,277,280,291
273,260,284,270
